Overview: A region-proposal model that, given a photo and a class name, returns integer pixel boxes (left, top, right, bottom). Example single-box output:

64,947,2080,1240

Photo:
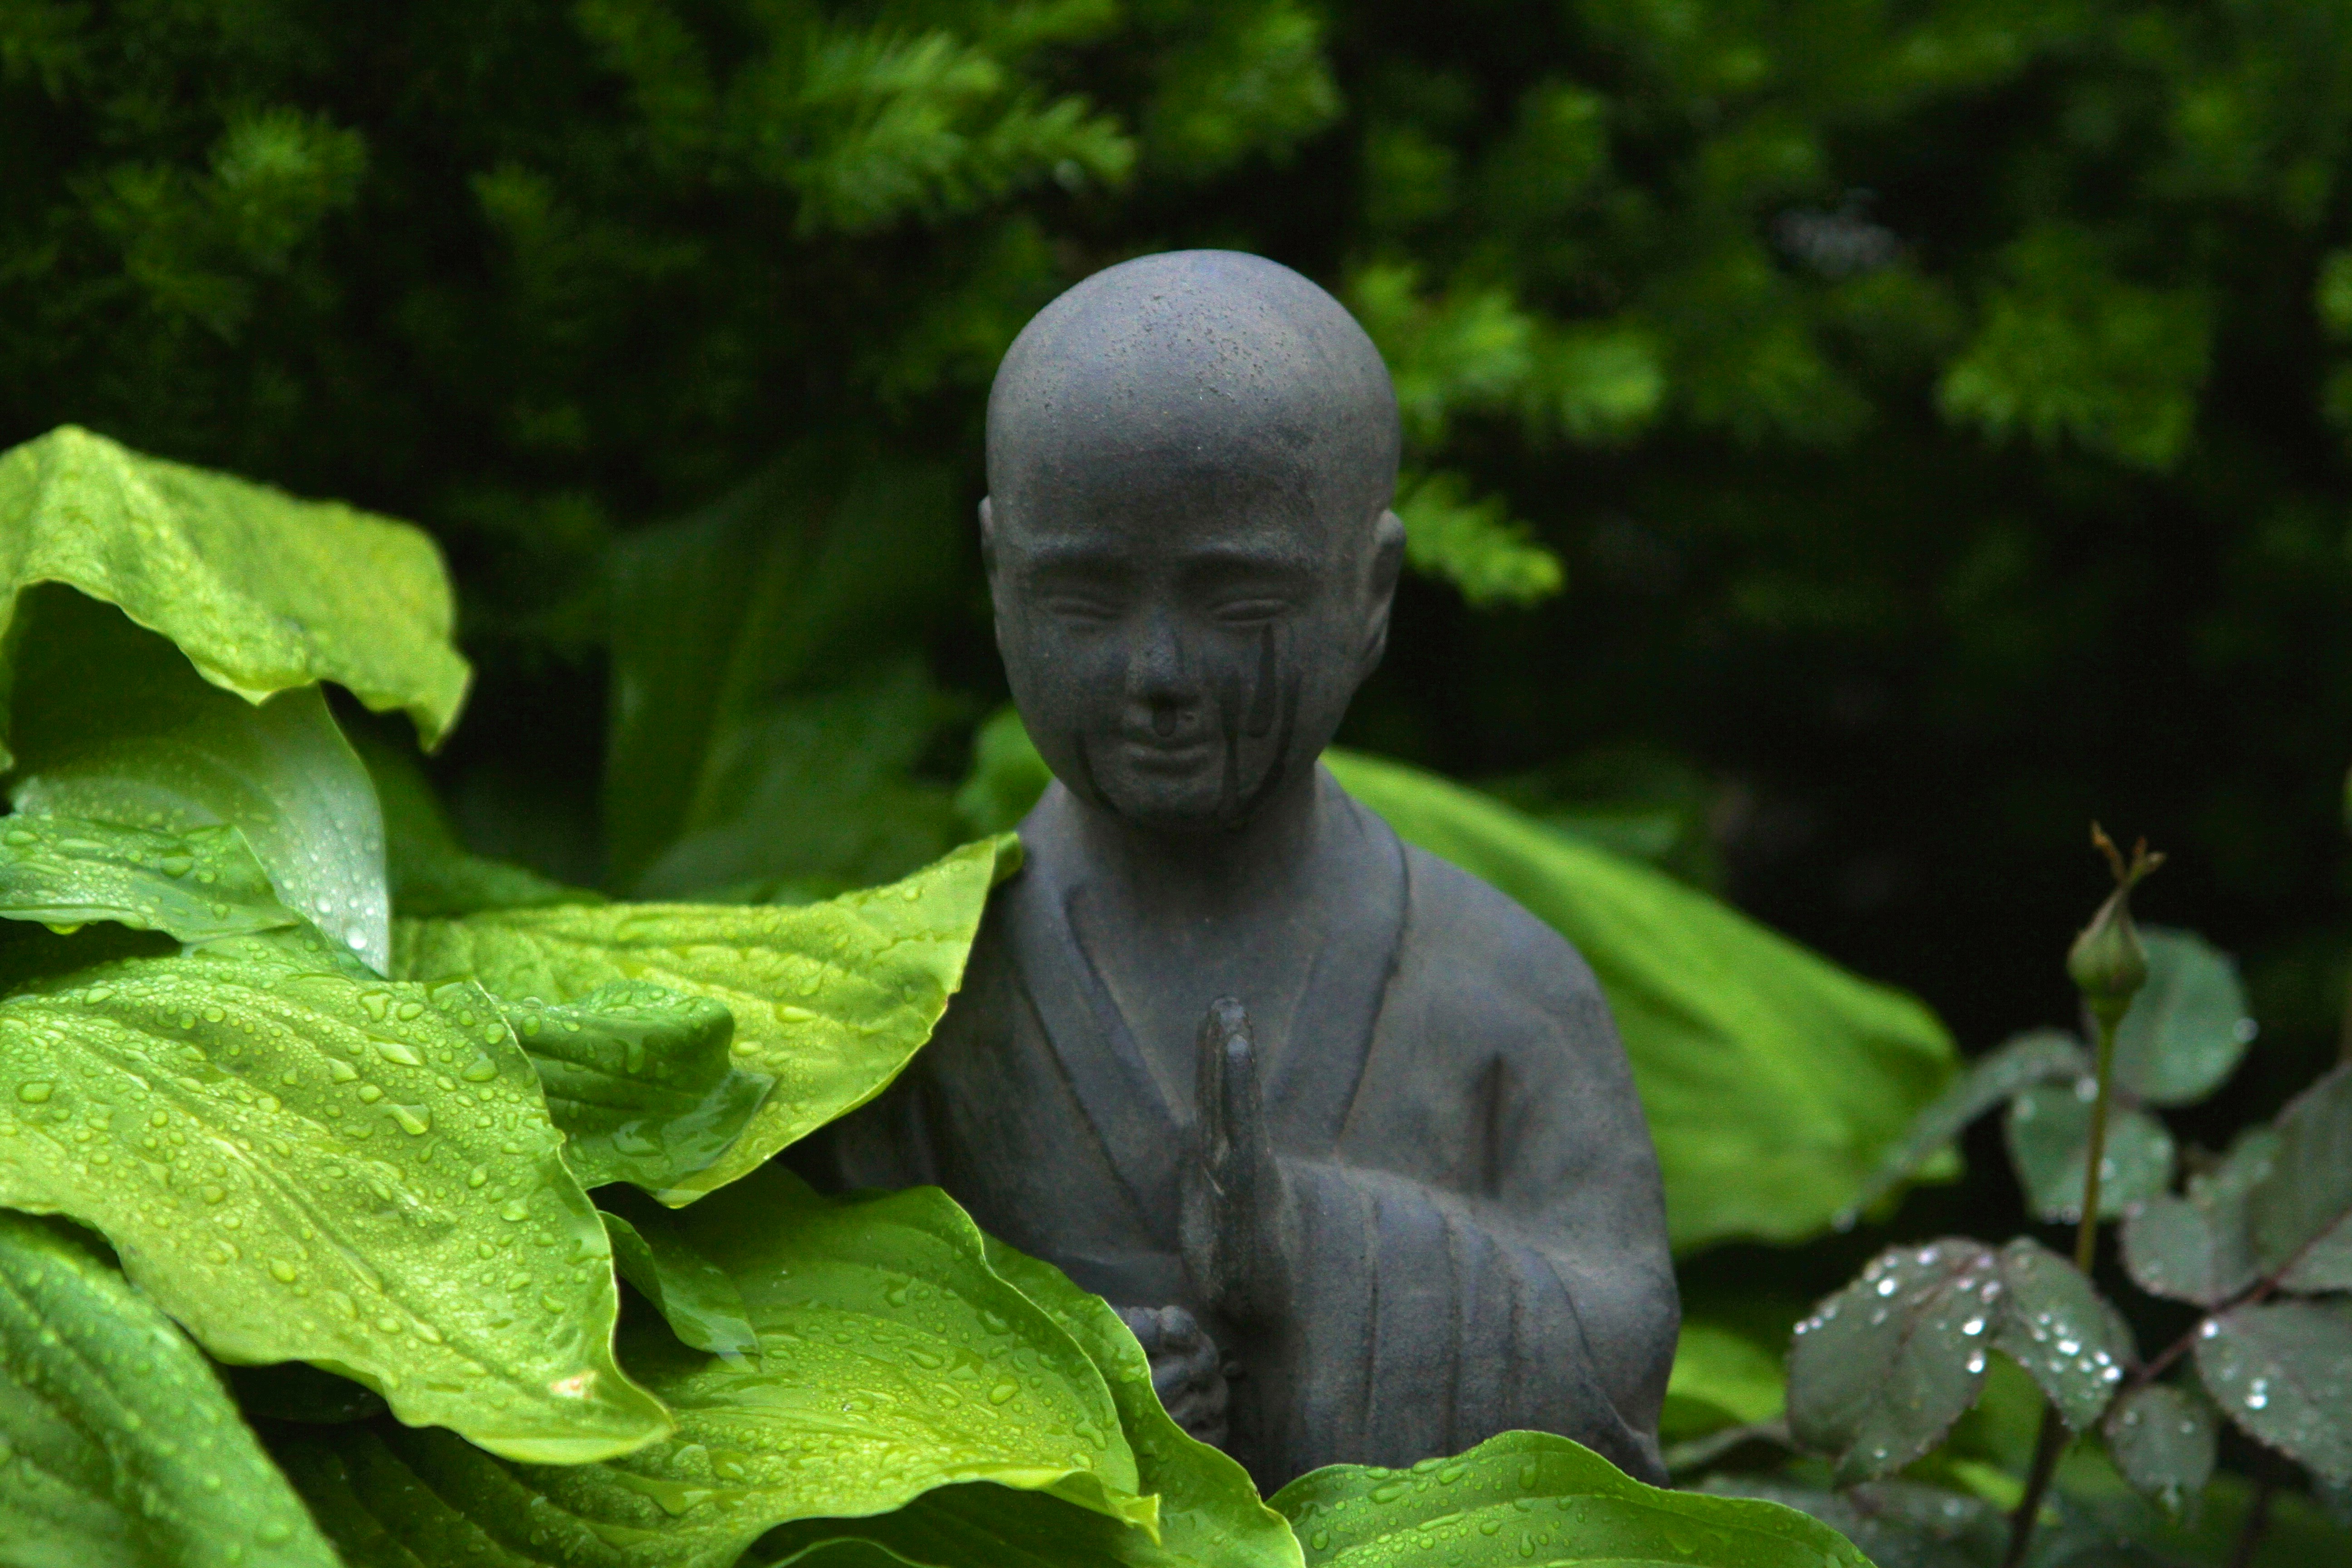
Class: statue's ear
977,496,999,578
1360,508,1406,677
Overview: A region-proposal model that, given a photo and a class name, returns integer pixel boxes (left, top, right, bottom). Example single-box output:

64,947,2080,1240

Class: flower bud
2068,824,2162,1028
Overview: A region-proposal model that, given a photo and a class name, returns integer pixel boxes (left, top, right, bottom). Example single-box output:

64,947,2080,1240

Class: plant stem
2226,1480,2276,1568
2001,1008,2124,1568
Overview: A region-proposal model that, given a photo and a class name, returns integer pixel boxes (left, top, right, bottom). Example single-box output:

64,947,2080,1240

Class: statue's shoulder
1390,834,1611,1024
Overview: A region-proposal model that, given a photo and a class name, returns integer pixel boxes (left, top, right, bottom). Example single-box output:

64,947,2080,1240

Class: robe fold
808,772,1677,1490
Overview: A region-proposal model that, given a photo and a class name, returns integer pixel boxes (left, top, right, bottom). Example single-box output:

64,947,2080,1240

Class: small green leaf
2004,1083,2175,1222
2109,929,2254,1107
350,723,599,918
9,589,392,972
495,981,772,1198
0,426,470,758
1840,1029,2087,1225
0,940,669,1462
2121,1127,2276,1307
1695,1477,2004,1568
1988,1238,2131,1432
0,814,296,941
394,834,1021,1201
276,1168,1157,1567
2103,1382,2217,1514
0,1209,339,1567
2246,1063,2352,1293
1787,1239,1999,1483
1272,1429,1872,1567
953,706,1056,838
1394,470,1564,608
2193,1299,2352,1485
600,1190,757,1357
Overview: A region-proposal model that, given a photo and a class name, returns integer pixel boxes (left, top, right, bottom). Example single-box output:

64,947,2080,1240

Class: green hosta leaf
2246,1063,2352,1293
2004,1084,2174,1223
9,589,392,972
1788,1239,1999,1483
2193,1299,2352,1485
2121,1127,2276,1307
494,982,772,1199
1987,1238,2130,1431
2103,1382,2217,1514
0,940,669,1462
977,1234,1299,1566
1323,749,1956,1250
599,1191,756,1358
352,725,598,919
0,1210,338,1567
952,720,1958,1249
275,1168,1156,1568
394,834,1020,1201
1840,1029,2088,1225
2110,929,2254,1107
0,815,297,941
1662,1322,1785,1439
0,426,470,759
603,454,960,895
1271,1430,1872,1568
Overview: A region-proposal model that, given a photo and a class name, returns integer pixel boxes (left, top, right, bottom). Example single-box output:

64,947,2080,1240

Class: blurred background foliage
8,0,2352,1533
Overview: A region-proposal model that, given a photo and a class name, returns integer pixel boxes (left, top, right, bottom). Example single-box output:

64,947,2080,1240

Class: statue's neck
1039,768,1329,931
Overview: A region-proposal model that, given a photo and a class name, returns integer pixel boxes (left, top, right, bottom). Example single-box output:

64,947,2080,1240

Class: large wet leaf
1986,1238,2129,1432
604,454,960,896
2121,1127,2276,1307
2103,1382,2217,1514
0,937,668,1462
0,814,297,941
394,834,1020,1200
977,1235,1301,1566
751,1234,1302,1568
2109,929,2254,1107
0,426,470,757
1787,1239,2000,1482
599,1191,756,1358
2003,1083,2174,1223
1271,1430,1872,1568
1324,751,1957,1249
1840,1029,2088,1225
493,982,772,1199
0,1210,339,1568
274,1168,1158,1567
2192,1299,2352,1484
9,589,392,972
2245,1063,2352,1294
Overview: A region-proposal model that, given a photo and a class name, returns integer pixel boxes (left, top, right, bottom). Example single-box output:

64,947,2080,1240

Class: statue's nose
1126,609,1200,731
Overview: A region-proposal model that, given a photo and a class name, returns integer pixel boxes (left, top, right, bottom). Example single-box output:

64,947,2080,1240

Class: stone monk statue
810,250,1678,1490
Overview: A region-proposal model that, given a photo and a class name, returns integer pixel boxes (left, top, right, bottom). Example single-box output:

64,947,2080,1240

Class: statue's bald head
981,252,1406,834
987,251,1400,536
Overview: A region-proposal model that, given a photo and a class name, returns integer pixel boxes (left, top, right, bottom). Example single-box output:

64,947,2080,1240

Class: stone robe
806,772,1677,1490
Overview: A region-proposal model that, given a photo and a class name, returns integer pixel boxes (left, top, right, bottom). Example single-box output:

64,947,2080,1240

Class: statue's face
985,476,1398,834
